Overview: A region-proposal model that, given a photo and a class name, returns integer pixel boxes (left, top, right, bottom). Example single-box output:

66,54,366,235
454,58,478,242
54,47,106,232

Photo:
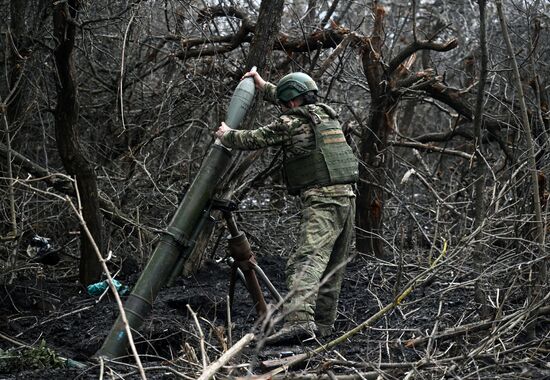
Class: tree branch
389,140,473,160
421,82,474,120
388,39,458,76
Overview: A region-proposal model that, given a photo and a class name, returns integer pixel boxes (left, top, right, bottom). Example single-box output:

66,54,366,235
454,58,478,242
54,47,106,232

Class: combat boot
264,321,317,345
315,322,334,338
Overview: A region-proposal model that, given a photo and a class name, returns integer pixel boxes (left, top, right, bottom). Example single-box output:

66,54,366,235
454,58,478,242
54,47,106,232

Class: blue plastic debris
87,279,129,296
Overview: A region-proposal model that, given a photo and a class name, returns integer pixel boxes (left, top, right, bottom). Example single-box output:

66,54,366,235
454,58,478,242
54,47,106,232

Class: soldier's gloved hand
242,70,266,90
215,121,231,139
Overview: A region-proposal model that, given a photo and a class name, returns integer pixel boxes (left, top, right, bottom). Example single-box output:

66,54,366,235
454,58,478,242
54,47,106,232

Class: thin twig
197,333,254,380
187,304,209,370
118,9,136,134
227,295,233,347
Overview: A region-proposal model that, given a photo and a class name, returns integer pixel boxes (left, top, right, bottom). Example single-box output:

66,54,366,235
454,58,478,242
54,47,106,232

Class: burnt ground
1,214,549,379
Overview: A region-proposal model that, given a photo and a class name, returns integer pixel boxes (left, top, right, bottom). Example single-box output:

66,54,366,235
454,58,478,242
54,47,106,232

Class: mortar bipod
213,200,282,317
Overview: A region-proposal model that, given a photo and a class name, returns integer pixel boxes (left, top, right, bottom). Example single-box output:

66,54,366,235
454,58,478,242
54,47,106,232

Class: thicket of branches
1,0,549,378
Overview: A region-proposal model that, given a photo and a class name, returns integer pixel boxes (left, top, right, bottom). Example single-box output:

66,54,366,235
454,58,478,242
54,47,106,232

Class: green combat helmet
276,72,319,102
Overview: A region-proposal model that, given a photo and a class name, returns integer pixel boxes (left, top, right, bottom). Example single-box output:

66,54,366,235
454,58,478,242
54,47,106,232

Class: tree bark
53,0,103,286
245,0,284,71
356,5,394,258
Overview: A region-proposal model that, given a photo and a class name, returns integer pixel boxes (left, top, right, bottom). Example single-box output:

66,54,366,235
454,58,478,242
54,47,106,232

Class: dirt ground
1,213,549,379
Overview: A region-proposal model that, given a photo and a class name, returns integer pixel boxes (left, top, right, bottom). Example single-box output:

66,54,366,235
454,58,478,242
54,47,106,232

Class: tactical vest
283,104,359,194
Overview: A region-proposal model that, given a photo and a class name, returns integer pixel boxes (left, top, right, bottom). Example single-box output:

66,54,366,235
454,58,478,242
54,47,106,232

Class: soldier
215,71,358,344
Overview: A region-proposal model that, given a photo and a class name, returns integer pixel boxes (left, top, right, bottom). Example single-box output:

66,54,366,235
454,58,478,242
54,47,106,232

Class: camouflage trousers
285,192,356,331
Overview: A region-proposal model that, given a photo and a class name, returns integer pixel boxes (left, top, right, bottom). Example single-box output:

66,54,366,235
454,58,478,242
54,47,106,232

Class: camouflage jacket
220,82,355,198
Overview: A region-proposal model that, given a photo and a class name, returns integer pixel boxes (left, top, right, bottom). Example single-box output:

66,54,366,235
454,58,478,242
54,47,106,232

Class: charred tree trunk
53,0,103,285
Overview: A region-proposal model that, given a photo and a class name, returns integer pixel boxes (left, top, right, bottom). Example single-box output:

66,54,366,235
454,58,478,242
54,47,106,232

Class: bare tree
53,0,103,285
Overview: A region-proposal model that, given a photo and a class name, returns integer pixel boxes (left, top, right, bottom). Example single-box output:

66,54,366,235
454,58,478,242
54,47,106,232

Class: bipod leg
252,263,283,303
228,264,238,312
222,210,268,318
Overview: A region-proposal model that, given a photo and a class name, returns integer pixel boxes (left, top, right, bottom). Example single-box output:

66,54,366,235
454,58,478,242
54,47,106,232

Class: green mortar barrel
96,69,256,359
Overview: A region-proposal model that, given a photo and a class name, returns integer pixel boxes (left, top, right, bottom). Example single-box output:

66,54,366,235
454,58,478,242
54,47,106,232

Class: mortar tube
166,205,212,286
96,69,256,360
95,145,233,359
